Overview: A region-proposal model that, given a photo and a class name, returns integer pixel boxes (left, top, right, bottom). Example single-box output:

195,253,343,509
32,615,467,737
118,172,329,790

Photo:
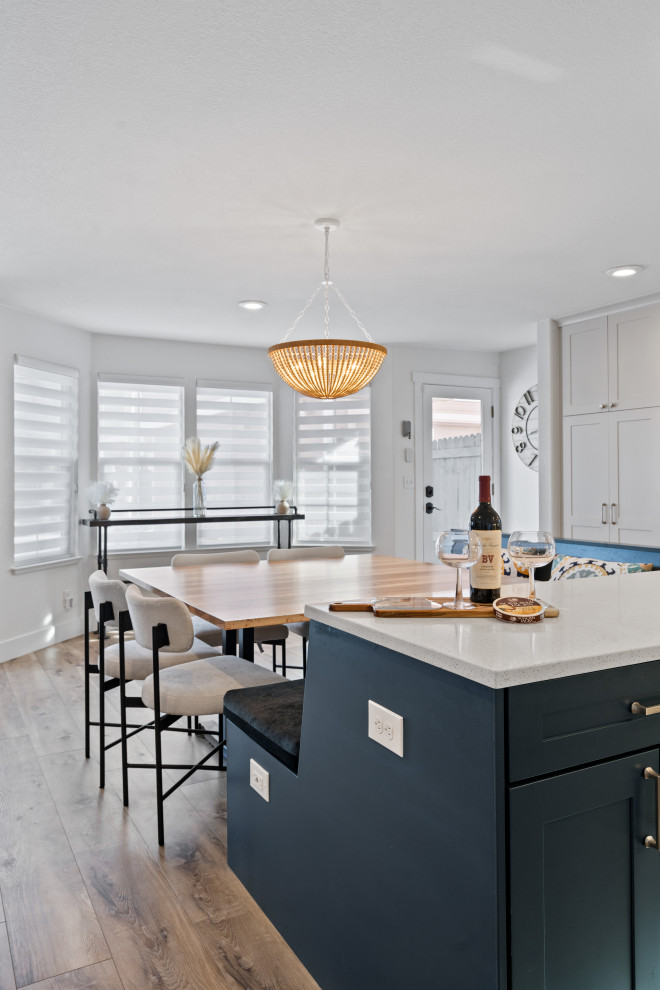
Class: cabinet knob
599,403,607,409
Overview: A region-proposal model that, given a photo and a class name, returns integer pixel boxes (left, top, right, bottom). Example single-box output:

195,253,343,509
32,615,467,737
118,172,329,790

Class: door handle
601,503,608,524
644,767,660,849
611,503,618,525
425,502,439,514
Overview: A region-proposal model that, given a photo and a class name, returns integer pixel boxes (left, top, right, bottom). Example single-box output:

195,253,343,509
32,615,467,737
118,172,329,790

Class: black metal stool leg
84,591,91,758
152,625,166,847
118,612,130,807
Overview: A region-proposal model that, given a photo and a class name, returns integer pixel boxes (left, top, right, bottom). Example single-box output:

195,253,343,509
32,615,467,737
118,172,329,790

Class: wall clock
511,384,539,471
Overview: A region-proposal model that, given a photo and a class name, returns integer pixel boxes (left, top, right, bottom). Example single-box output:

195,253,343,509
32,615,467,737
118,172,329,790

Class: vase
276,499,290,515
97,504,111,520
193,477,207,518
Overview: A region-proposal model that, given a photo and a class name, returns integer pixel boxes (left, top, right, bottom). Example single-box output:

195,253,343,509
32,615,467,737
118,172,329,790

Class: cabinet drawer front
508,659,660,781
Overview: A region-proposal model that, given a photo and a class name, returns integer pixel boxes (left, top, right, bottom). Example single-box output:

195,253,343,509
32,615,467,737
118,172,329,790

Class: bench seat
224,679,305,773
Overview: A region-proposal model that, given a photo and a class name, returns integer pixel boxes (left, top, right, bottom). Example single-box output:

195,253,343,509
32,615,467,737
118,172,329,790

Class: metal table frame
80,505,305,572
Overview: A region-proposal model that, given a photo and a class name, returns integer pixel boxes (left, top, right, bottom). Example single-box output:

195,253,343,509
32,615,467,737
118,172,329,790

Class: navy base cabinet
226,620,660,990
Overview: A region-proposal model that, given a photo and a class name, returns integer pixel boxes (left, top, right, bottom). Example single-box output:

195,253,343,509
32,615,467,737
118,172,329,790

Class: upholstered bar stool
126,584,282,845
171,549,290,670
266,545,345,675
87,570,219,804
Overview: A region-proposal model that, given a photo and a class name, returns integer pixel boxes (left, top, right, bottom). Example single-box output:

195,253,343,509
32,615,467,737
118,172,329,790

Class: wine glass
507,531,556,602
435,529,481,610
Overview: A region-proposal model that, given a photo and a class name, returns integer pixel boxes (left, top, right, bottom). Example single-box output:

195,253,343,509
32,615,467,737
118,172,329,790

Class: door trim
413,372,501,561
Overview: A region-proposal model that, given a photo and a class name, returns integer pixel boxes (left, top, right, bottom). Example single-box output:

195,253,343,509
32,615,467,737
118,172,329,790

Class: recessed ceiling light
606,265,644,278
238,300,267,310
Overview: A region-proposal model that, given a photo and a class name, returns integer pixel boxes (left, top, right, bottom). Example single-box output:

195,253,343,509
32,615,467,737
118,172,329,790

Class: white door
609,407,660,545
417,384,496,563
562,413,610,540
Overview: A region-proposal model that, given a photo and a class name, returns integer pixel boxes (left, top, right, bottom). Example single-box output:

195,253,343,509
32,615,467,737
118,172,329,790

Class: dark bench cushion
224,679,304,773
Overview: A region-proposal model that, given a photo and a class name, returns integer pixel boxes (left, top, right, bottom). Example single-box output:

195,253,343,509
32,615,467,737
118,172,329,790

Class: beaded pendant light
268,219,387,399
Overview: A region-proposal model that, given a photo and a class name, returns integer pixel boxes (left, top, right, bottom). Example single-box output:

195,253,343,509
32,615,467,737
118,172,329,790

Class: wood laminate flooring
0,633,318,990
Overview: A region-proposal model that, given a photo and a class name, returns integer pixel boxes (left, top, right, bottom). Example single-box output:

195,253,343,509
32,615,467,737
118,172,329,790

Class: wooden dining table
119,554,457,660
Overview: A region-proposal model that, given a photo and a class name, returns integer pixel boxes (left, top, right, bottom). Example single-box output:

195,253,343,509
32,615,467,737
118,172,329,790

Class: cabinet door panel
610,408,660,545
562,414,610,539
510,750,660,990
609,305,660,411
562,317,608,415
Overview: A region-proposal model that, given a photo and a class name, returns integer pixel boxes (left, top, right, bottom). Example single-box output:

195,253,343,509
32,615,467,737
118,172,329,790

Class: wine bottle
469,475,502,604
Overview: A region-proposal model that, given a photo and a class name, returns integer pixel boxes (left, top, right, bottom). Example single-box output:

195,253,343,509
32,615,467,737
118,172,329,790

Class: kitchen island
225,573,660,990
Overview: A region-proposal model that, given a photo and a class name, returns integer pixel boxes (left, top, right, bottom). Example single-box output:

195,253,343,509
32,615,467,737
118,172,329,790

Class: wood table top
119,554,458,630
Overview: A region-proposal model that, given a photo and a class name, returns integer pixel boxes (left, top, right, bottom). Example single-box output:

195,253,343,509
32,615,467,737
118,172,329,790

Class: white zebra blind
196,383,272,545
97,377,184,551
14,358,79,566
294,387,372,545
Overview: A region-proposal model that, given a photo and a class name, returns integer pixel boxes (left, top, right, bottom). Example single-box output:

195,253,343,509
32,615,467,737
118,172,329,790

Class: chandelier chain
324,225,331,338
331,284,376,343
280,283,323,343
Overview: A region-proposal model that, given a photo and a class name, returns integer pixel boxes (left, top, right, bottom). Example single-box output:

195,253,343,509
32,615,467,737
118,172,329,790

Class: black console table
80,505,305,572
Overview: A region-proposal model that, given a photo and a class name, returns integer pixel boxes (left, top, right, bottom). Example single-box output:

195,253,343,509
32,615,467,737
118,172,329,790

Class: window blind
97,377,184,551
294,387,372,545
196,383,273,545
14,358,79,566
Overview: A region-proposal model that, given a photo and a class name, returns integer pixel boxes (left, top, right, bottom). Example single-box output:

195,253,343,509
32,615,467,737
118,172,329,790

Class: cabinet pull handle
644,766,660,849
601,503,608,524
631,701,660,716
611,503,618,524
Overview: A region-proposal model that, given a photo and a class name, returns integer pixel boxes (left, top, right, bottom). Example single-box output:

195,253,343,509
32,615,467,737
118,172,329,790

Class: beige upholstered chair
87,570,219,803
266,546,346,674
170,549,289,668
126,583,282,845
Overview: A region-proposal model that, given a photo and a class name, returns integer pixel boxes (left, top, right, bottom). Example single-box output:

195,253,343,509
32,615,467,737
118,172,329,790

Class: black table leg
97,528,103,571
102,525,108,573
238,627,255,662
222,629,238,655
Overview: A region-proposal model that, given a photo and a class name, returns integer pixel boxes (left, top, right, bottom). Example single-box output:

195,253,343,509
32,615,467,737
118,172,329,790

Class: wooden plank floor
0,633,318,990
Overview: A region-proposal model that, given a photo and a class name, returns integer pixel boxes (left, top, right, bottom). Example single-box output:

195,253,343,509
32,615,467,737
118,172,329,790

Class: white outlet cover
368,700,404,757
249,758,270,802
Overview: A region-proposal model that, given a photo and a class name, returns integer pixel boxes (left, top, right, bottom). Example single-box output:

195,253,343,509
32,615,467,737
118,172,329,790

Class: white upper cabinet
562,317,609,415
608,306,660,411
563,305,660,415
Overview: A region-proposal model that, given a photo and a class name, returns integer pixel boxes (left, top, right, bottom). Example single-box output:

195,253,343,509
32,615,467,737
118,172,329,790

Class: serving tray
329,597,560,618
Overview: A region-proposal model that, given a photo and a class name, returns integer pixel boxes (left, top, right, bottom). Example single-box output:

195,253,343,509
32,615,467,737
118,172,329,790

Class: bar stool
126,584,282,845
266,545,345,674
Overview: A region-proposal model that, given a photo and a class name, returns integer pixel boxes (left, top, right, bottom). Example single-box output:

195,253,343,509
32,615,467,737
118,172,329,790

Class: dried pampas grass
183,437,219,477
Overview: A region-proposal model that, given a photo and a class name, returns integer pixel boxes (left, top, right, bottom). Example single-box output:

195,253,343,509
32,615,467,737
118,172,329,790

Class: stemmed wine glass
435,530,481,610
507,531,556,602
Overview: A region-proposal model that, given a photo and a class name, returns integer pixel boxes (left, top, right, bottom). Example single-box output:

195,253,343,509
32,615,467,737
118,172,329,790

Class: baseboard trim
0,615,84,664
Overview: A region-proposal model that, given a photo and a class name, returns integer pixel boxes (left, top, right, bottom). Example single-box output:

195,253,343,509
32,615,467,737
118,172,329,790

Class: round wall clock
511,384,538,471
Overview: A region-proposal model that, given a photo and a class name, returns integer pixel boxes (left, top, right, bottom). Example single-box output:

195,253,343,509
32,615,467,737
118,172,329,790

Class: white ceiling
2,0,660,352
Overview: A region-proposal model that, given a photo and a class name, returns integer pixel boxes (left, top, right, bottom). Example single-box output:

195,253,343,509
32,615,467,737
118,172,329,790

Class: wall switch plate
403,475,414,489
368,700,404,757
249,758,270,801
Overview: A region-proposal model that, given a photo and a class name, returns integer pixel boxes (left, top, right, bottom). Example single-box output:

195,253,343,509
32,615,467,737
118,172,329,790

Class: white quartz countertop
304,571,660,688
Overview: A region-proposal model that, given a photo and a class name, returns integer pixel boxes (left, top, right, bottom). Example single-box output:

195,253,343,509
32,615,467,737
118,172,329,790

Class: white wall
499,344,539,532
0,306,92,661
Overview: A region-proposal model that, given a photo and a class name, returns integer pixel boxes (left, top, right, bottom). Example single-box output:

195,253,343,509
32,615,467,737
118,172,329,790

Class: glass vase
193,476,207,518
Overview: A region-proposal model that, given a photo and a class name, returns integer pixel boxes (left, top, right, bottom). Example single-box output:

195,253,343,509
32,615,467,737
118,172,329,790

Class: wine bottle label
471,530,502,588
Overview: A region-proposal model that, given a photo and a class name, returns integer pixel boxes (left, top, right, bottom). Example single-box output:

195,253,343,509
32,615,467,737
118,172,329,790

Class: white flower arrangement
183,437,219,478
88,480,119,507
274,479,294,501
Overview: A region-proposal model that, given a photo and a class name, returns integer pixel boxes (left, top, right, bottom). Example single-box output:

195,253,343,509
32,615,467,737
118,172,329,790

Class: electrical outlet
63,590,74,610
368,700,404,757
249,758,270,801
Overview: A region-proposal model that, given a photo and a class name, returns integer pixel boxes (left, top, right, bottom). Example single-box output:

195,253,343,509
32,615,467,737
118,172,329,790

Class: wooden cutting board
329,597,560,618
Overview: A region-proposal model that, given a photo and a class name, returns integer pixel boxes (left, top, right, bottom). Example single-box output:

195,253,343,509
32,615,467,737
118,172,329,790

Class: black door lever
425,502,439,514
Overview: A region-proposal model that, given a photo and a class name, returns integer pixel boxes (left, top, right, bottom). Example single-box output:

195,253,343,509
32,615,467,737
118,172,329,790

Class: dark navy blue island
224,572,660,990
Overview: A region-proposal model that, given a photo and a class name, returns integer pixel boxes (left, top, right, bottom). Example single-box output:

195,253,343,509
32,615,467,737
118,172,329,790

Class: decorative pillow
501,549,530,577
551,555,628,580
618,561,653,574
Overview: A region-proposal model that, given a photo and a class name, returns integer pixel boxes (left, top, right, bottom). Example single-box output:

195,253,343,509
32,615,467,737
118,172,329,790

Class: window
196,382,273,545
294,387,372,545
14,356,79,567
97,376,184,551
